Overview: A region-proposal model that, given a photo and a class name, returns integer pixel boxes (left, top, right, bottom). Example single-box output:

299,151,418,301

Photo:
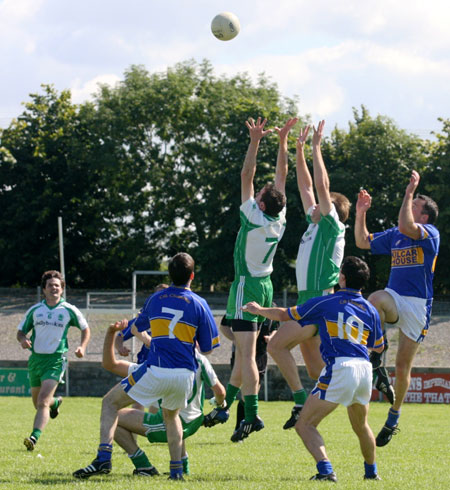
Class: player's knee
367,290,384,310
267,337,283,357
36,397,52,410
305,365,321,380
395,360,412,379
295,417,308,438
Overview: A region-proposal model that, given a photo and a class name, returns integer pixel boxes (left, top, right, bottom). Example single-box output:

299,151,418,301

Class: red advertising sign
372,371,450,404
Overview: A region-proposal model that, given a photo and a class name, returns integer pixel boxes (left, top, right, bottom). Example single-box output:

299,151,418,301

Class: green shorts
297,289,332,305
226,275,273,323
143,410,204,443
28,353,67,388
296,290,333,336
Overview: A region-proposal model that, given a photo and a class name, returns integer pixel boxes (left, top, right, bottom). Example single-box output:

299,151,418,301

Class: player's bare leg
163,408,184,480
347,403,381,480
24,379,58,451
268,322,319,429
295,394,338,481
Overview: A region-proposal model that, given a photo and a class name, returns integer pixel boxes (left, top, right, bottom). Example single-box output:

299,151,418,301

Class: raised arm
354,189,372,249
102,320,131,377
273,117,298,194
312,120,333,216
296,125,316,214
398,170,422,239
241,117,273,203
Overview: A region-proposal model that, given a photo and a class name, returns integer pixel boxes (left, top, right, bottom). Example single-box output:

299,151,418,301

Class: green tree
422,118,450,295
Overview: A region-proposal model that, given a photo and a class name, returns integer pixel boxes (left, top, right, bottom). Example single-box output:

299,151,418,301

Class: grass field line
0,398,448,489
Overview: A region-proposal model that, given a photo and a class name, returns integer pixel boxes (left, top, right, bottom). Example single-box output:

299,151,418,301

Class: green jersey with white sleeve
296,204,345,292
234,198,287,278
17,299,89,355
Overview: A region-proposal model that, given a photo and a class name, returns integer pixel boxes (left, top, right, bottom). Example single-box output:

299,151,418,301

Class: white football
211,12,240,41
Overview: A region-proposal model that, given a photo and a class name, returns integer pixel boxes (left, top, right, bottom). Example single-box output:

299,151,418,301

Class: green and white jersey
296,204,345,292
128,352,218,424
181,352,218,423
17,299,89,355
234,198,287,278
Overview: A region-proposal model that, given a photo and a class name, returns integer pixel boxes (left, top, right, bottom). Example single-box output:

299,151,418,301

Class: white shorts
385,288,431,343
311,357,372,407
121,364,195,411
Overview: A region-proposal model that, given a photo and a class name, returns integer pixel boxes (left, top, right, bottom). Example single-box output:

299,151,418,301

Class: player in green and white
267,121,351,429
17,270,91,451
101,320,226,477
204,116,297,442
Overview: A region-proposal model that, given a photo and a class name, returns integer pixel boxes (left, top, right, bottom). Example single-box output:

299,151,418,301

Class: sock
235,399,245,430
386,408,400,427
96,443,113,462
364,462,378,478
182,455,189,475
317,459,334,475
31,428,42,441
225,384,240,409
293,389,307,406
129,448,152,469
370,350,383,370
50,398,61,411
243,394,258,422
170,460,183,479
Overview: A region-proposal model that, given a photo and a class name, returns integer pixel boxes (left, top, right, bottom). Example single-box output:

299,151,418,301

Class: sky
1,0,449,138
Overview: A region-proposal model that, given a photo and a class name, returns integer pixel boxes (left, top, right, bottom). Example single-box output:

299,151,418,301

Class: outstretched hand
245,117,273,142
405,170,420,196
274,117,299,141
312,120,325,147
356,189,372,213
296,125,311,150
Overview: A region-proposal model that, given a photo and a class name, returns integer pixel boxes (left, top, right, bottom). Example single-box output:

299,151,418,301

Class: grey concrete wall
2,360,449,400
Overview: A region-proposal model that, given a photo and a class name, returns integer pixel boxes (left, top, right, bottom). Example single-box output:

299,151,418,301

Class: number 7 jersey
134,286,220,371
233,198,286,278
288,288,384,364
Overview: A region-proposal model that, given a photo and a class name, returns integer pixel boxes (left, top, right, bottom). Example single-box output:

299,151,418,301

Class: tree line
0,59,448,295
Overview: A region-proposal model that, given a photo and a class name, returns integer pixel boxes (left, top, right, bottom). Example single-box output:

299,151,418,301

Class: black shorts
231,319,259,332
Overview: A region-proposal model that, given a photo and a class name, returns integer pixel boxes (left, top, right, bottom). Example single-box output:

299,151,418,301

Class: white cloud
70,74,122,104
0,0,449,136
0,0,44,20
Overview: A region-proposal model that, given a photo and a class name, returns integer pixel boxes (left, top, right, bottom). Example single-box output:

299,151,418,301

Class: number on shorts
336,312,365,344
162,307,184,339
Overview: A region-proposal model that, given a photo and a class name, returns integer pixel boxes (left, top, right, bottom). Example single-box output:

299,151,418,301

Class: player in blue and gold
243,256,385,482
73,253,220,481
355,170,440,447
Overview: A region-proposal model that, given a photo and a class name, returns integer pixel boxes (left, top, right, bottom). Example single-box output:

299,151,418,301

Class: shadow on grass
194,441,235,446
30,472,130,485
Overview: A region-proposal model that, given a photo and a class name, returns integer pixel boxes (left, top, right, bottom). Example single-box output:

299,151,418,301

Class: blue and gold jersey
288,289,384,364
134,286,220,371
369,225,439,300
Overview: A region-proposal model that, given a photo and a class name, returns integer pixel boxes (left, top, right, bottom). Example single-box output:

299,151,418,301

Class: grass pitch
0,397,448,489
